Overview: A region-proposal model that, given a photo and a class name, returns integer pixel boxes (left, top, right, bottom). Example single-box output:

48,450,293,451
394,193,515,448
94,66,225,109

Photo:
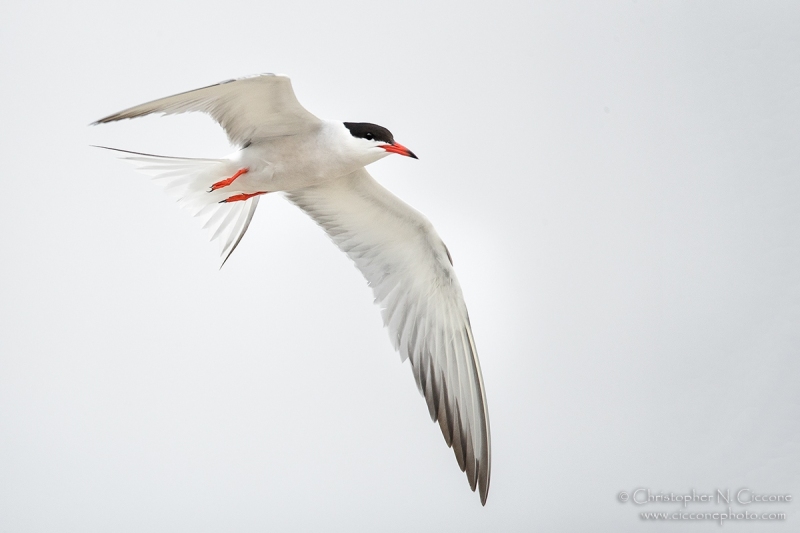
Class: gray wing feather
287,168,491,504
93,74,320,145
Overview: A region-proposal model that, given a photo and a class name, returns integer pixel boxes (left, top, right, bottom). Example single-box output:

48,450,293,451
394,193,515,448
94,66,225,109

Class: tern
92,74,491,504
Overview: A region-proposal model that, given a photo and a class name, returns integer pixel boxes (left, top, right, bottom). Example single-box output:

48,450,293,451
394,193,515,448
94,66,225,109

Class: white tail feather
97,147,260,267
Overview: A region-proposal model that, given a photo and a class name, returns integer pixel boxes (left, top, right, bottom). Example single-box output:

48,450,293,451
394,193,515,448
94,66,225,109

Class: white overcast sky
1,1,799,531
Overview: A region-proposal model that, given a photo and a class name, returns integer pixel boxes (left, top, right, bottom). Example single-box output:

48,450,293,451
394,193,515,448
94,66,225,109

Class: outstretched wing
287,168,491,504
93,74,321,145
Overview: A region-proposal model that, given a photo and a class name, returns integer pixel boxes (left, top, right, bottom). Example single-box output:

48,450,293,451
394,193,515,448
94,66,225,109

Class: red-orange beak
382,142,418,159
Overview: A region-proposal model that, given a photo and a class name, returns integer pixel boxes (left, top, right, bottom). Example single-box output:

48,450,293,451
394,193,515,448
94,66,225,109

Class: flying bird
92,74,491,504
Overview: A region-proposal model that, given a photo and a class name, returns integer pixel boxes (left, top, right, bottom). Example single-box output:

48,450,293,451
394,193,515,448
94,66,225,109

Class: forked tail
96,146,261,267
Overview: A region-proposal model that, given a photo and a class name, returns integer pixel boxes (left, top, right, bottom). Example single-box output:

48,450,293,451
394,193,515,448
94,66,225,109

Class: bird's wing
93,74,321,145
287,168,491,504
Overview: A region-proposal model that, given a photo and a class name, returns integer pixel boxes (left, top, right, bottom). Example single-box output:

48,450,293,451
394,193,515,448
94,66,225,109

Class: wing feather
286,168,491,504
93,74,320,145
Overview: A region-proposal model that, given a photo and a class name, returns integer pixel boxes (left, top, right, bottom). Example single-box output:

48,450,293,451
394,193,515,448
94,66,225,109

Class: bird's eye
365,133,374,140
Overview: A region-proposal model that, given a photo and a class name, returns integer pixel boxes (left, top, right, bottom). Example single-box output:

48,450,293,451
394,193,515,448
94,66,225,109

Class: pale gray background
1,1,799,531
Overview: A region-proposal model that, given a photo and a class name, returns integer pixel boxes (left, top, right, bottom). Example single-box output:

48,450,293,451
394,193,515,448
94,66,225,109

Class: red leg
219,191,268,203
209,168,248,191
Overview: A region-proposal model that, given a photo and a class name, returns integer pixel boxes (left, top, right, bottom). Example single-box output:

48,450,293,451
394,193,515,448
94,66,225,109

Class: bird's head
343,122,417,163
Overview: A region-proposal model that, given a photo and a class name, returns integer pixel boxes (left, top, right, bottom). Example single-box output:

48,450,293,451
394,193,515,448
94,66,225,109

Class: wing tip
92,110,159,126
478,456,491,505
90,112,132,126
480,482,489,506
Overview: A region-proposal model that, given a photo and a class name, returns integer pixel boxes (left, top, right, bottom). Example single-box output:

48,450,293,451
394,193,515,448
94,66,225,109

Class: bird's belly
239,133,359,192
239,155,355,192
268,167,348,191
